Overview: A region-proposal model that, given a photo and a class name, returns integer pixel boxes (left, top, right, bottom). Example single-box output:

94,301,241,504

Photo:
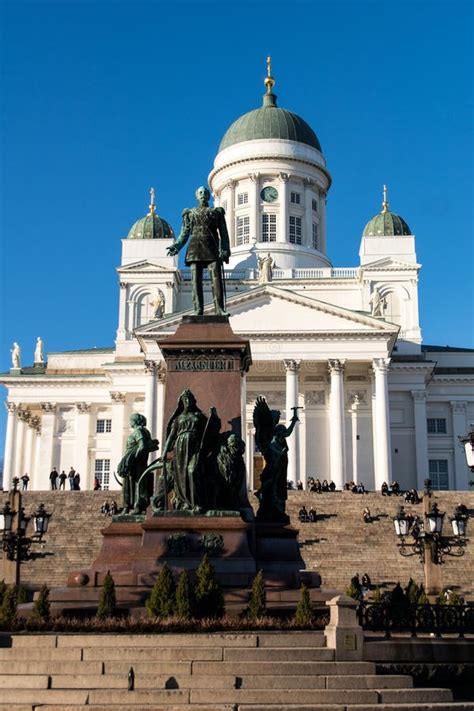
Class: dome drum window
312,198,318,212
290,192,301,205
236,215,250,246
289,216,302,245
312,223,319,250
237,192,249,206
261,213,277,242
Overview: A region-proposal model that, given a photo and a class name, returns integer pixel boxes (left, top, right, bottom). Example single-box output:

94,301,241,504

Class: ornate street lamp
0,498,51,561
459,431,474,472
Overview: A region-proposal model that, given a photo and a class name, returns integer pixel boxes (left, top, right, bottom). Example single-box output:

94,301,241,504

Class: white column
411,390,429,490
14,410,29,479
451,401,469,490
304,178,314,248
328,359,345,488
156,369,166,444
74,403,91,489
226,180,236,247
246,422,255,490
110,392,127,488
284,359,301,486
144,360,157,436
24,423,34,478
3,402,17,490
38,403,56,490
350,395,360,484
249,173,260,244
116,281,128,340
370,372,378,488
33,427,42,490
278,173,289,243
373,358,392,489
240,373,247,441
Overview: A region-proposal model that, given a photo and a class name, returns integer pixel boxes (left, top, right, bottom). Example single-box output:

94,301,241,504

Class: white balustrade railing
180,267,358,281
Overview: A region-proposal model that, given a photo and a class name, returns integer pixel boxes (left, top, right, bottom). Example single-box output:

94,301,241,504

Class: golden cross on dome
149,187,156,215
264,55,275,93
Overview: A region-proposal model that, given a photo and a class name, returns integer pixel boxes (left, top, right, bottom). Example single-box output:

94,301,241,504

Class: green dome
363,210,411,237
219,92,322,152
127,207,175,240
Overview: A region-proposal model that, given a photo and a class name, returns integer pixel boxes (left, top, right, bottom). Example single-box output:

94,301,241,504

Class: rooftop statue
253,396,299,523
34,336,44,364
11,342,21,369
167,186,230,316
116,413,159,514
258,253,274,284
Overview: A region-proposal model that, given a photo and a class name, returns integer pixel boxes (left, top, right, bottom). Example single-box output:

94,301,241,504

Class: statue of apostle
167,186,230,316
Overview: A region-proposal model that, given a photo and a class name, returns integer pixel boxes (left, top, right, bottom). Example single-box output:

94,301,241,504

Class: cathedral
2,62,473,493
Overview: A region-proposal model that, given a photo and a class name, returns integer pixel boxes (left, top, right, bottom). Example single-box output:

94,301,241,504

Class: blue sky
0,0,473,456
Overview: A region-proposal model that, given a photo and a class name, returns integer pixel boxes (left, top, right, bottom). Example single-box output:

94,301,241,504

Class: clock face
261,186,278,203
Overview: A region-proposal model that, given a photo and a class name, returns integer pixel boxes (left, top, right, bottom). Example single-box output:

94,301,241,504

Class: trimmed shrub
146,563,176,619
175,570,195,620
0,580,7,606
416,585,430,605
406,579,420,604
31,584,50,623
194,554,224,619
97,571,117,620
371,586,383,602
295,584,314,626
246,570,267,620
0,586,17,624
346,582,362,601
446,590,462,606
390,582,406,604
15,585,28,605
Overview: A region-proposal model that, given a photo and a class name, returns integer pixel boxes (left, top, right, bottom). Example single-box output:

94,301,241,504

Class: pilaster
248,172,260,244
225,180,236,247
278,173,289,243
304,178,314,249
450,401,469,489
411,390,429,490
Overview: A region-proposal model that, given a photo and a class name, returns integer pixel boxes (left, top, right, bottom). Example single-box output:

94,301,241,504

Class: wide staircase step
0,632,470,709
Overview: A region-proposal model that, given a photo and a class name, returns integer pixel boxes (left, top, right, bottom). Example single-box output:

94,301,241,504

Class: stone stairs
6,490,474,600
0,632,471,710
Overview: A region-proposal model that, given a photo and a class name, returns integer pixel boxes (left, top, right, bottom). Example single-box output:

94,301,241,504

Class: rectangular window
96,419,112,434
261,213,277,242
427,418,447,434
237,192,248,205
428,459,449,490
312,198,318,212
290,191,301,204
289,215,302,245
95,459,110,490
312,222,318,250
236,215,250,245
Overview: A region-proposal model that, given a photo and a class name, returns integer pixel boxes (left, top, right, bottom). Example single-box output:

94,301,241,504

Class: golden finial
382,184,389,213
148,187,156,215
264,55,275,93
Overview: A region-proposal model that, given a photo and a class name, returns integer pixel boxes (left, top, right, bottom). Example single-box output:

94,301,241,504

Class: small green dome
127,190,175,240
363,187,411,236
219,91,322,153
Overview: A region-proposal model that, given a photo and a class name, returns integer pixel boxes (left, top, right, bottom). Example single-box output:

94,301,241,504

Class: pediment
135,285,399,339
361,257,420,271
118,260,176,273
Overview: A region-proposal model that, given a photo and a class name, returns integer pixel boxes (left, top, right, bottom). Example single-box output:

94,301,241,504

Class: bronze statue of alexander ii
167,186,230,316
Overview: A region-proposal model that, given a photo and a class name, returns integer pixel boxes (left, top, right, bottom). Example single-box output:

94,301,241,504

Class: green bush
146,563,176,618
97,571,117,620
0,580,7,607
246,570,267,620
390,582,406,604
346,582,362,601
446,590,462,606
405,578,420,604
175,570,195,620
0,586,17,624
31,584,50,623
194,554,224,619
416,584,430,605
371,586,383,602
295,585,314,626
15,585,28,605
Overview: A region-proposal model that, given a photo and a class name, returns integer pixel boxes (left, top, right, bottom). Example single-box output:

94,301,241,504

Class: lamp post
393,479,469,595
0,480,51,585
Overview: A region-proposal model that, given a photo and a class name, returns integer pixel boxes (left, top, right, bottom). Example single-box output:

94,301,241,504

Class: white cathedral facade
2,66,473,493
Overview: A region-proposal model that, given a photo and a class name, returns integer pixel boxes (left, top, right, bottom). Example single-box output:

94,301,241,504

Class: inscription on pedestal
172,357,235,372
